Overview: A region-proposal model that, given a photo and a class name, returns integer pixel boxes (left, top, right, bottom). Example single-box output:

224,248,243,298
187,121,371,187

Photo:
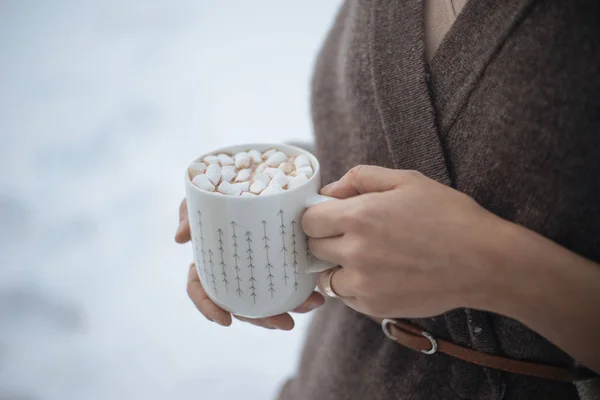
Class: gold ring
323,267,342,298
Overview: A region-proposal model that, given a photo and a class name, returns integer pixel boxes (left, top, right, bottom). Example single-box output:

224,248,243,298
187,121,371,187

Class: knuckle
340,235,370,266
401,169,423,181
355,201,374,221
349,164,367,177
301,210,315,236
348,164,367,190
342,243,364,265
345,202,374,230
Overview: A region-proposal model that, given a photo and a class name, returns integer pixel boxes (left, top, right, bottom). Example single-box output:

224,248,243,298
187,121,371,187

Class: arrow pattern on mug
291,221,299,291
194,209,316,304
246,231,257,304
231,221,242,298
278,210,289,286
217,228,229,292
263,221,276,298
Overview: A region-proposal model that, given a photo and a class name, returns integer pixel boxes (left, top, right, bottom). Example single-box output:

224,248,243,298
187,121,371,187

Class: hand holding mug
177,143,336,329
305,165,494,319
176,199,325,330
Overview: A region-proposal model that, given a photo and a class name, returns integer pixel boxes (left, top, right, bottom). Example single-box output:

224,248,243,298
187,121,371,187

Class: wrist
467,215,575,322
463,213,531,315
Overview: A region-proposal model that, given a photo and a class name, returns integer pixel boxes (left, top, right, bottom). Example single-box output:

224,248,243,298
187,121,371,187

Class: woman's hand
302,165,600,373
302,165,498,318
176,199,325,330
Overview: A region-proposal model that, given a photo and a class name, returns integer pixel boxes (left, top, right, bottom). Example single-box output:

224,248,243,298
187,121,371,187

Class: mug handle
304,194,339,273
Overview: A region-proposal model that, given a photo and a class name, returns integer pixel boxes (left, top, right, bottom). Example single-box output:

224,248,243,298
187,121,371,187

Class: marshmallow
288,173,309,190
278,162,294,174
296,165,314,178
260,182,284,196
193,147,311,197
253,173,270,184
235,168,252,182
241,192,256,197
192,174,215,192
255,163,267,174
205,164,222,186
234,152,251,169
203,155,220,165
271,171,288,188
264,167,280,178
232,181,250,192
248,149,262,163
250,180,268,194
221,168,236,183
218,181,242,196
267,181,283,190
217,153,235,166
262,148,277,160
188,162,207,178
294,155,310,169
265,151,287,167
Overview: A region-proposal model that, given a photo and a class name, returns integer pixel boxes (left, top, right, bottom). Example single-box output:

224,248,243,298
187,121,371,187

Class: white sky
0,1,341,399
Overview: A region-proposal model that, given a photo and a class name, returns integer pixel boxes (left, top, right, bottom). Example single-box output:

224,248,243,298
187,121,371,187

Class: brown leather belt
370,316,596,382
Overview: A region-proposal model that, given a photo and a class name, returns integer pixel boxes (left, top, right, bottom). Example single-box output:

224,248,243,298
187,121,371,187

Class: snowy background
0,1,341,399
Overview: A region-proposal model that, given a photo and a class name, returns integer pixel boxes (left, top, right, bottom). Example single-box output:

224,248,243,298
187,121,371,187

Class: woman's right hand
175,199,325,330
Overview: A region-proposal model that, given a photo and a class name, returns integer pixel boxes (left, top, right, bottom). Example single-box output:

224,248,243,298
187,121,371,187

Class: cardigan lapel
429,0,537,134
368,2,537,394
369,0,535,185
369,0,452,185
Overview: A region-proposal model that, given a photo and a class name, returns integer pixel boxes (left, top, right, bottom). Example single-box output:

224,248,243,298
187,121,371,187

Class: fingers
302,199,347,238
234,292,325,330
187,264,232,326
175,199,191,243
303,166,416,238
308,236,346,266
321,165,415,199
291,291,325,313
317,267,354,298
188,262,324,330
234,313,295,331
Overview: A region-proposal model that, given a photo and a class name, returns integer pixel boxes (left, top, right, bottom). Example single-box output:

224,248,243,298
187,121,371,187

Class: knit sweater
278,0,600,399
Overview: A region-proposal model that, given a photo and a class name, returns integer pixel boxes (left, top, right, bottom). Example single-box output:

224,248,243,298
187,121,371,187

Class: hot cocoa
189,148,313,196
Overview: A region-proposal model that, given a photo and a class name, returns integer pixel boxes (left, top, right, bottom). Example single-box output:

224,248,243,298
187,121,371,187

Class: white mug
184,143,335,318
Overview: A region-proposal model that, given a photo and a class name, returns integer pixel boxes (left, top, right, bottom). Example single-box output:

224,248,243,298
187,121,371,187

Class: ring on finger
323,266,342,298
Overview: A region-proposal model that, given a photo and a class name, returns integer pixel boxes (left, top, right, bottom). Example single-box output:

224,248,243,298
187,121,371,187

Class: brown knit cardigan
278,0,600,399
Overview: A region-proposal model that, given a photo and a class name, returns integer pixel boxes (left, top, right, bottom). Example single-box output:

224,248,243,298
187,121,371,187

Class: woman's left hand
302,165,499,318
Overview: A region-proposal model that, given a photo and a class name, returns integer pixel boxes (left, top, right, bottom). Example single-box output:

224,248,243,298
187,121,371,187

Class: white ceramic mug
184,143,335,318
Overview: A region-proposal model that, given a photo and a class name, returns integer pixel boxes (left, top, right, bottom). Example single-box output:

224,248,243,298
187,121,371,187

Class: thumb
321,165,407,199
175,199,191,243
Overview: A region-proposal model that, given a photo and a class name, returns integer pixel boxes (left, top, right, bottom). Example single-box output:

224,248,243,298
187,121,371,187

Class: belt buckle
381,318,439,355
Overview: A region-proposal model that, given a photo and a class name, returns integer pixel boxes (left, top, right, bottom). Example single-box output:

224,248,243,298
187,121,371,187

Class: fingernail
320,181,337,194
